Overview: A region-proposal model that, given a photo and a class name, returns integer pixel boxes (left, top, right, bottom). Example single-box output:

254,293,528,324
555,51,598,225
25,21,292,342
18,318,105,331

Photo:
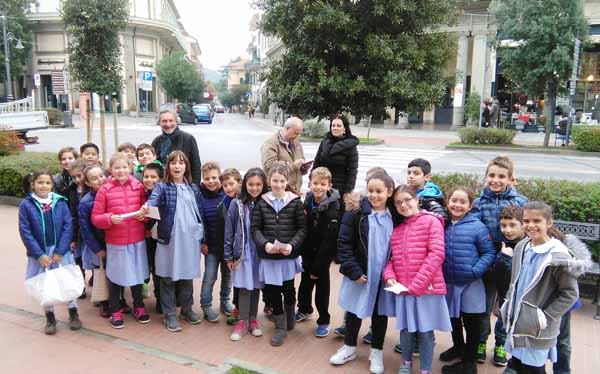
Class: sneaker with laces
203,307,219,322
249,320,263,337
230,320,247,341
369,348,384,374
110,311,124,329
394,343,402,354
164,314,182,332
220,301,235,316
333,325,346,337
133,307,150,324
362,329,373,344
398,361,412,374
295,310,313,322
315,324,330,338
142,282,150,298
180,309,202,324
329,344,357,365
493,345,508,366
476,343,487,363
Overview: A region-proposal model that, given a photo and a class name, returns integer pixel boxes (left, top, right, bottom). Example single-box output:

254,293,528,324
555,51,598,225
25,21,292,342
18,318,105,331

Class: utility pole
2,11,14,101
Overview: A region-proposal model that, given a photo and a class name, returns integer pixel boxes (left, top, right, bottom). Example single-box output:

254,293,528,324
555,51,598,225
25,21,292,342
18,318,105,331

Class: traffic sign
141,71,153,91
34,73,41,87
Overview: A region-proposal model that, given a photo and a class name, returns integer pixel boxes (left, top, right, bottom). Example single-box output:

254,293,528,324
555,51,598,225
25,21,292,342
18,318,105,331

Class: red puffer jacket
91,176,146,245
383,210,446,296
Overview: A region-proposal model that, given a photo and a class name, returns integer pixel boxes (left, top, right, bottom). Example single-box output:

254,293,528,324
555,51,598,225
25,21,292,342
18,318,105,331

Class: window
36,33,65,53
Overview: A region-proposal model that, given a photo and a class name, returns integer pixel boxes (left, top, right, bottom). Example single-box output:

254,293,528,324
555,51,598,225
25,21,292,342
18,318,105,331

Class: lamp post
2,11,25,102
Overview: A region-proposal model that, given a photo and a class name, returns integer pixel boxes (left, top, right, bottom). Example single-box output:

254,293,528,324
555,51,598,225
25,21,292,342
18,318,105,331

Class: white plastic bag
25,264,85,307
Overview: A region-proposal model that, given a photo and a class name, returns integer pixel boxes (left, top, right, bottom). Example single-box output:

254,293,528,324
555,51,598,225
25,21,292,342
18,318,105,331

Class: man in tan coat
261,116,306,193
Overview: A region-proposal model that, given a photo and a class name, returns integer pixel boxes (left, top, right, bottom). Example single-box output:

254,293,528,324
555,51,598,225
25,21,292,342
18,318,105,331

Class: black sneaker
439,346,464,362
476,343,487,363
493,345,508,367
110,311,124,329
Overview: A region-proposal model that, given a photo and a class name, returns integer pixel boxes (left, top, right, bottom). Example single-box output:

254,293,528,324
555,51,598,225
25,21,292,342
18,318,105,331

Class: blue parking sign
141,71,153,91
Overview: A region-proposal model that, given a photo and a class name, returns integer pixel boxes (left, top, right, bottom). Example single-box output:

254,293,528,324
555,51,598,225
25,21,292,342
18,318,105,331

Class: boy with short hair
54,147,79,198
471,156,528,365
142,162,164,312
80,143,100,166
198,161,230,322
134,143,159,181
296,167,340,338
407,158,448,222
215,168,243,325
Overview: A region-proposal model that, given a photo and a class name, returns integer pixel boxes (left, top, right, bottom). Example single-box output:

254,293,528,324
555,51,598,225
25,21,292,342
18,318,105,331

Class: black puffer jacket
312,133,359,195
251,192,306,260
303,189,341,276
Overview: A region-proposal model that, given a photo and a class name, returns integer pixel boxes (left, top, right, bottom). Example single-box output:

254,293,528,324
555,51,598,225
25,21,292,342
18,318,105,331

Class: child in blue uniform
19,171,82,335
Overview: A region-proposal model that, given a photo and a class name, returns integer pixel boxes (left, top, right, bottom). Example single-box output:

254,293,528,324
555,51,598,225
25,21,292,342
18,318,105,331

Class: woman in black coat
311,115,359,196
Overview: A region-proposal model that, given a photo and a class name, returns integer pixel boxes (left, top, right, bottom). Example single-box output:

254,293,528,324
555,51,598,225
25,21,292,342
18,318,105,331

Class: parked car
192,105,213,124
215,105,225,113
159,103,197,125
193,104,214,118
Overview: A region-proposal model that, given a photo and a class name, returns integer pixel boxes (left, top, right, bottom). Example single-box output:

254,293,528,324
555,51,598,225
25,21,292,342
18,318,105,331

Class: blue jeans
400,330,434,371
200,253,232,308
553,311,571,374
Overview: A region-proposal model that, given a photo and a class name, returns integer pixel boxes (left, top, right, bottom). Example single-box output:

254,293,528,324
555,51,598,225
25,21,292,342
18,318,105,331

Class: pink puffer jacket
383,211,446,296
91,176,146,245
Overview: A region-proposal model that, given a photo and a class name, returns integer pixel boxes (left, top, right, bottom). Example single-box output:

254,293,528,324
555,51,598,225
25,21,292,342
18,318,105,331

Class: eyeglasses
394,197,414,206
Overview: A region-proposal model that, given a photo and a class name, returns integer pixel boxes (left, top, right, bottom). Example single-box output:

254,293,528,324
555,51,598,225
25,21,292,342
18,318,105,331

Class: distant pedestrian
490,97,500,128
261,116,307,194
151,109,202,185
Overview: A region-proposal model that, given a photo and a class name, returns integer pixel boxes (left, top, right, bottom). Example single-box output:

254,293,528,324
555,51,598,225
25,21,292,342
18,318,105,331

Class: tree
156,51,204,102
254,0,458,120
0,0,33,98
491,0,588,147
62,0,129,161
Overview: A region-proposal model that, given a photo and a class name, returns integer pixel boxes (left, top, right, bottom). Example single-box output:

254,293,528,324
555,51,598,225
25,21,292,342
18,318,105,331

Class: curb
0,195,23,207
300,137,385,146
445,144,600,157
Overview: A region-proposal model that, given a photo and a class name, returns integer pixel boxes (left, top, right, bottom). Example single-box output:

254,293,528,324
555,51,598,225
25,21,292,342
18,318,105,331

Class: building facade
24,0,191,114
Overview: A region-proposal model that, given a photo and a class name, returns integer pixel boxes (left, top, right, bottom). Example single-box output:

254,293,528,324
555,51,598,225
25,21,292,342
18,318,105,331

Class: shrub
464,92,481,126
458,127,516,145
303,118,327,138
44,107,64,126
0,152,61,197
572,125,600,152
0,130,22,156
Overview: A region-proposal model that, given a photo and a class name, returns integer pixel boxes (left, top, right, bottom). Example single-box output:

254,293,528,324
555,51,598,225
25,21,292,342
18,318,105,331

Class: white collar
528,238,556,254
31,192,53,205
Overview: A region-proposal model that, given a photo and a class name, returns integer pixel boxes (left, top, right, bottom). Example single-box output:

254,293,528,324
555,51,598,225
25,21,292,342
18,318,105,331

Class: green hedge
0,152,61,197
44,107,64,126
303,118,327,138
432,173,600,259
572,125,600,152
458,127,517,145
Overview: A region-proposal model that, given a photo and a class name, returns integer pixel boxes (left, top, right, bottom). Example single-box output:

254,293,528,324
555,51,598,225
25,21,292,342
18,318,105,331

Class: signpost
566,39,581,146
140,71,153,91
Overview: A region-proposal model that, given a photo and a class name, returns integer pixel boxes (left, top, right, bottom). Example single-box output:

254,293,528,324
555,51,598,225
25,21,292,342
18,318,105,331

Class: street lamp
2,11,26,101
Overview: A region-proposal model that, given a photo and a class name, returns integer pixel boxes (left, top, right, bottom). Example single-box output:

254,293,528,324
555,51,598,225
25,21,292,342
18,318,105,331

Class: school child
146,151,204,332
439,187,496,374
199,161,231,322
80,143,100,166
68,160,87,298
19,171,82,335
53,146,79,198
500,202,579,374
91,153,150,329
329,172,396,374
296,167,340,338
215,168,243,325
224,168,268,341
407,158,449,223
118,142,138,169
134,143,159,181
141,163,164,307
471,156,527,364
251,162,306,346
78,164,110,317
382,184,451,374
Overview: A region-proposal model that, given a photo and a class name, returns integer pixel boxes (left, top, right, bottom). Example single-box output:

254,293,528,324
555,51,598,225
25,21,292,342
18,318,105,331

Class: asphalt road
24,113,600,182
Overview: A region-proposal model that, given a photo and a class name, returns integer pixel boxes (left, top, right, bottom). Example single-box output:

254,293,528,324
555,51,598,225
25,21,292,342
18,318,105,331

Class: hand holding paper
384,282,409,295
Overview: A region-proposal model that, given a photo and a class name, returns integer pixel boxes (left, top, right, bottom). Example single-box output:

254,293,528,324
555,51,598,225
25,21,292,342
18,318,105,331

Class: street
25,113,600,187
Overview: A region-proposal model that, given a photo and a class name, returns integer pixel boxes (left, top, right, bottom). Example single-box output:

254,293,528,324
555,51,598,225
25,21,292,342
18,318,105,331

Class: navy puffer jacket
443,213,496,285
337,197,371,281
472,186,528,245
78,191,105,253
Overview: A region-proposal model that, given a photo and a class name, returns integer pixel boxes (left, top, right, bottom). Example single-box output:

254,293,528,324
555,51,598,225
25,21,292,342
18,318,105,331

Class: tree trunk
86,97,92,143
544,81,557,147
99,98,107,164
113,98,119,151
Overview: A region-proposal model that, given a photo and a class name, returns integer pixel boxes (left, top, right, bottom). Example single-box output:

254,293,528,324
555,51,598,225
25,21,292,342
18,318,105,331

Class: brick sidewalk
1,204,598,373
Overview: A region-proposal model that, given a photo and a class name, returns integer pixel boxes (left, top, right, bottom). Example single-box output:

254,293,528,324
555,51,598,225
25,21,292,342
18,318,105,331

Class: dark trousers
238,288,260,322
507,357,546,374
160,277,193,316
232,287,240,309
145,238,161,300
345,293,387,350
553,311,572,374
109,281,144,313
450,313,483,363
297,263,331,325
264,280,295,315
481,270,503,343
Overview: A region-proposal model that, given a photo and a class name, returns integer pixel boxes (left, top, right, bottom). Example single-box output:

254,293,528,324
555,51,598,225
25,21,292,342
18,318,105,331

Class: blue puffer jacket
18,193,73,258
472,186,528,245
443,213,496,285
78,191,105,254
146,181,204,245
223,198,253,262
199,184,225,253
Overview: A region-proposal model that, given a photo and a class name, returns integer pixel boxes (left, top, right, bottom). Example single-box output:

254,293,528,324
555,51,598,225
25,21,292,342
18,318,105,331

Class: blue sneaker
362,329,373,344
333,325,346,337
295,310,313,322
315,324,330,338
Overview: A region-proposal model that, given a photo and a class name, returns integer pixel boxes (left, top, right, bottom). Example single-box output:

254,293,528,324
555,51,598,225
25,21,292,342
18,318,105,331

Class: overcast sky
174,0,256,71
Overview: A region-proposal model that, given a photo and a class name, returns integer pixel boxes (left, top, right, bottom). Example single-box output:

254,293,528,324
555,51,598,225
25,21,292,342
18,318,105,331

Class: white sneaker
329,345,357,365
369,348,384,374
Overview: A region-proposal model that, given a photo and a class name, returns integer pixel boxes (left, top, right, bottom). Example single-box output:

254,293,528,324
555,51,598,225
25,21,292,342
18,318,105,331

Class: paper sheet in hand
273,240,288,252
145,206,160,220
384,282,409,295
119,211,139,219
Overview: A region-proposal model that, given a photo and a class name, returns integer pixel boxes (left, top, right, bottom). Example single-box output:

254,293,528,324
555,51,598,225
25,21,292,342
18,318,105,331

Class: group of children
18,140,590,374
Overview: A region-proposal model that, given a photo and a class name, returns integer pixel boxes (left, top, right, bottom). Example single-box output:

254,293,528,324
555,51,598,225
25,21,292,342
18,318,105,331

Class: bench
554,220,600,320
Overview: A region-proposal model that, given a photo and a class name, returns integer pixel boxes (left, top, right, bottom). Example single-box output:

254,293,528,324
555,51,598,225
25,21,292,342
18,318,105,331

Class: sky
174,0,257,71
